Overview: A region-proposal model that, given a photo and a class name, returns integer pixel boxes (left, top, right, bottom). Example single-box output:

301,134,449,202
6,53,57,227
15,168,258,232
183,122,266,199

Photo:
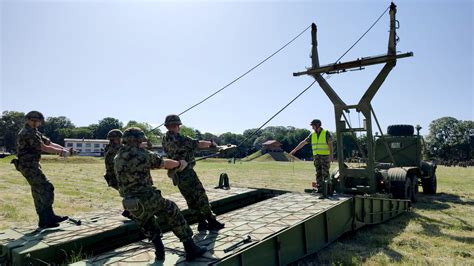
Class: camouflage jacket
162,131,198,168
104,143,122,179
16,123,51,163
114,145,164,196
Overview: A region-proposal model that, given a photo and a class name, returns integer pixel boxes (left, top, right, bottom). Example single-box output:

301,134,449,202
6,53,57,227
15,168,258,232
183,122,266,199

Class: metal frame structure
294,3,413,194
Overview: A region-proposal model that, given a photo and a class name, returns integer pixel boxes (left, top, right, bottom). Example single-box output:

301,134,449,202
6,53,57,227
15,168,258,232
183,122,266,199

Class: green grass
0,155,472,264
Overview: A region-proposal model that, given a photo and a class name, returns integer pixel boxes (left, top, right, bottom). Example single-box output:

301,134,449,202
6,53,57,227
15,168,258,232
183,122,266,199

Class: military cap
122,127,147,144
310,119,322,126
164,114,182,126
25,111,45,122
107,129,123,139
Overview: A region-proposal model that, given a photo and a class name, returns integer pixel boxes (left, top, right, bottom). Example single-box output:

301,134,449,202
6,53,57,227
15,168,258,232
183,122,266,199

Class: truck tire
411,176,418,203
422,173,437,194
392,177,413,201
387,124,414,136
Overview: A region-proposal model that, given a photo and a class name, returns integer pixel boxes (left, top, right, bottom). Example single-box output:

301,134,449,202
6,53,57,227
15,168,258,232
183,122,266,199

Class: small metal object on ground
223,235,251,253
68,218,82,226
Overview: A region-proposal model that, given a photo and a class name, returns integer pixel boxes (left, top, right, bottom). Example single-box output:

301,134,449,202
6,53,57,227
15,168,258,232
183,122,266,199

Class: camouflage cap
310,119,322,126
122,127,147,144
164,114,182,126
107,129,123,139
25,111,45,122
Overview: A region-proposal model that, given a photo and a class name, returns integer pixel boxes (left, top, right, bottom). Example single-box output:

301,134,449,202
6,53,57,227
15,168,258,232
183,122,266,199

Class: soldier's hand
177,160,188,172
167,168,177,179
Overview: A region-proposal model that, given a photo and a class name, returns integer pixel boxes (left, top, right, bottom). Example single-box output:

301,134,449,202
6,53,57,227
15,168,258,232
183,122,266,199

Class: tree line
0,111,472,161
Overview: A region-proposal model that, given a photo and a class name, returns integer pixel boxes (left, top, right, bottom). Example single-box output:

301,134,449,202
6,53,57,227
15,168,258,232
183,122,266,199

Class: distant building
64,138,109,156
261,140,283,153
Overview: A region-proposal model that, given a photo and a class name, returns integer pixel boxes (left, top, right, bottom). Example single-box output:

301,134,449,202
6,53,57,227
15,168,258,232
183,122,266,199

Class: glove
177,160,188,172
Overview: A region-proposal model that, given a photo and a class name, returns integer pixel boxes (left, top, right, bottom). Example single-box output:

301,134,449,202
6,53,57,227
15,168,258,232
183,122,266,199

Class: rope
237,80,317,148
236,3,391,153
153,24,312,130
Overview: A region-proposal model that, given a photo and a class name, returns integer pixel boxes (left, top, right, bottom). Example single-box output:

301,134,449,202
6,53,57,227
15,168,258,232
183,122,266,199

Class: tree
179,126,197,139
40,116,75,145
125,120,162,144
95,118,123,139
58,127,94,139
0,111,25,152
426,117,474,160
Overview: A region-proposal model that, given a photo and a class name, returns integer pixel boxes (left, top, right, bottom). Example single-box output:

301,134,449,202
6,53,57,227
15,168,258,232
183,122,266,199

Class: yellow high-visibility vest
311,129,329,155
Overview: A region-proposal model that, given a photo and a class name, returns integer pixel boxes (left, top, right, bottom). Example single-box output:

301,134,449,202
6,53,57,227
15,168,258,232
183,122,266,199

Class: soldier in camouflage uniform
114,127,206,261
290,119,333,198
162,114,225,231
12,111,69,228
103,129,123,190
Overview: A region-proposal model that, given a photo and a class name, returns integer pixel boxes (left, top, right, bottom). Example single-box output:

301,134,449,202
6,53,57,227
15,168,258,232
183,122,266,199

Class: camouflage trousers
175,168,216,221
17,162,55,215
122,188,192,242
313,155,330,188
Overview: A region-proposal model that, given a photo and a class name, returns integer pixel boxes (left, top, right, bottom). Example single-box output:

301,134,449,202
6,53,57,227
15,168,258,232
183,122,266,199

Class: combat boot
183,239,206,261
197,219,208,231
152,235,165,261
38,211,59,229
207,217,225,231
50,208,68,224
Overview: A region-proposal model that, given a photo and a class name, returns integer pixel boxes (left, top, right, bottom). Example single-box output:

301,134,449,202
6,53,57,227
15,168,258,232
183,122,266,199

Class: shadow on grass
292,193,474,265
415,192,474,211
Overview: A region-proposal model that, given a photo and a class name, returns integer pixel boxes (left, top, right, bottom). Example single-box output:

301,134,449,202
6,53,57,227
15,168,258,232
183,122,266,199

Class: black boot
50,208,68,224
183,239,206,261
207,217,225,231
152,235,165,261
197,219,208,231
38,211,59,229
121,210,132,219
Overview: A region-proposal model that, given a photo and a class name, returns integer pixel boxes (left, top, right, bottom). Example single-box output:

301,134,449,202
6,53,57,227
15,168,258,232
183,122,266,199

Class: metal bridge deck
0,187,261,265
74,193,353,265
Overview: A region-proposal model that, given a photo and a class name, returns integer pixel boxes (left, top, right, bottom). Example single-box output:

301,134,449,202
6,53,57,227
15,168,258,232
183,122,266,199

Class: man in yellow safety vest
290,119,333,195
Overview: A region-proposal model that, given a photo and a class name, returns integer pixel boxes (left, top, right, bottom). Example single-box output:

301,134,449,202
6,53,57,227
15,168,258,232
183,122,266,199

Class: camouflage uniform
103,143,121,190
15,123,55,215
114,145,193,242
162,131,216,221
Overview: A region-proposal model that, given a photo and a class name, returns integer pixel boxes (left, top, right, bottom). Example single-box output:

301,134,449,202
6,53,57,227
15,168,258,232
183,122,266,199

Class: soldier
114,127,206,261
12,111,69,228
290,119,333,198
103,129,123,190
162,114,225,231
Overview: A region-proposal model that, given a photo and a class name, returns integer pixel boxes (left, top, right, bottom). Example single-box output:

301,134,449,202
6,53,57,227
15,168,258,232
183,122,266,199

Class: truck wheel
411,176,418,203
387,124,414,136
393,177,412,201
422,173,437,194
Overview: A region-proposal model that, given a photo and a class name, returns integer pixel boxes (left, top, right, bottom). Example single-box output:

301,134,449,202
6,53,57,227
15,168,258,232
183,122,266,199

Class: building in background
64,138,109,156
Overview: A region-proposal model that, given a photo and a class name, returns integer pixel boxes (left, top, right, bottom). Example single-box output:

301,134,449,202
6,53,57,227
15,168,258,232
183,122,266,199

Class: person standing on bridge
290,119,334,196
162,114,225,231
11,111,69,228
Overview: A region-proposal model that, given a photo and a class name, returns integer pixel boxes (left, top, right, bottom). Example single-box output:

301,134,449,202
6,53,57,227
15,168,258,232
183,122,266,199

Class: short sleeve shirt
17,123,51,162
162,131,199,167
114,145,164,195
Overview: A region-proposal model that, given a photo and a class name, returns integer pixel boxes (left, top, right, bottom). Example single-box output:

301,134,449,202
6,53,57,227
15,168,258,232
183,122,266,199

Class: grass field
0,155,472,265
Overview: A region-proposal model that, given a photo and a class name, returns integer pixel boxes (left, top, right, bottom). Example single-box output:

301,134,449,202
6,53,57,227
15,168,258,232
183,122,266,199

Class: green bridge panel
0,187,264,265
73,193,409,265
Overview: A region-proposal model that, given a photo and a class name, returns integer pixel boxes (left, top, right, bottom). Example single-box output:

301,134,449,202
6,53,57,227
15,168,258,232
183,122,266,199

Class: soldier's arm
49,142,65,149
290,135,310,155
41,143,65,154
197,140,214,149
148,151,180,169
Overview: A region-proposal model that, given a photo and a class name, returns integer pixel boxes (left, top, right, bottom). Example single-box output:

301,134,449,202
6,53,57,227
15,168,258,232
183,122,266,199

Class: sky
1,0,473,136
